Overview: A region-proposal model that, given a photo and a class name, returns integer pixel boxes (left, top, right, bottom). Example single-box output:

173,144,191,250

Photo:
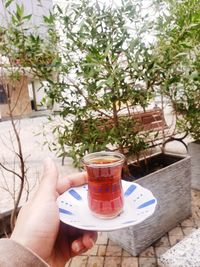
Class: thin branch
0,167,10,191
9,131,17,154
67,78,113,118
0,168,15,203
0,162,22,180
0,132,15,154
18,102,30,118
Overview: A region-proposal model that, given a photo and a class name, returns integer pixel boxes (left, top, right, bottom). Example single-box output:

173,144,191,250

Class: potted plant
42,0,191,255
154,0,200,190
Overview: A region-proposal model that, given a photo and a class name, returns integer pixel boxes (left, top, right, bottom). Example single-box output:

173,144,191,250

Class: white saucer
57,180,157,231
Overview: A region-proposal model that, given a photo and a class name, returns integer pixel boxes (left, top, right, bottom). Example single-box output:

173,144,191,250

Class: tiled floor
67,190,200,267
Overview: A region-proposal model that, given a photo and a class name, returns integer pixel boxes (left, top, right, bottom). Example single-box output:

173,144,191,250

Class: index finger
57,171,88,195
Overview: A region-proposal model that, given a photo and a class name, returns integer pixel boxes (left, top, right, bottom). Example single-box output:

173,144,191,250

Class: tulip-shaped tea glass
82,151,125,219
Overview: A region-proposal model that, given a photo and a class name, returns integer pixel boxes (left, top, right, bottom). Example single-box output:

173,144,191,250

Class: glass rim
82,151,125,167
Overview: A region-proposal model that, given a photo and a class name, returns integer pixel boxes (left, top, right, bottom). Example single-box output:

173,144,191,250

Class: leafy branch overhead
43,0,164,166
156,0,200,141
0,0,60,79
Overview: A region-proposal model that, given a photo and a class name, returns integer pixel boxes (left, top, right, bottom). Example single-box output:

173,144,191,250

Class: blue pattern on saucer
137,199,156,209
122,220,136,224
124,184,137,197
68,189,82,201
59,208,73,215
57,180,157,231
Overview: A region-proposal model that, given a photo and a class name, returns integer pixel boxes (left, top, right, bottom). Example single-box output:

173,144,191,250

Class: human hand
11,158,97,267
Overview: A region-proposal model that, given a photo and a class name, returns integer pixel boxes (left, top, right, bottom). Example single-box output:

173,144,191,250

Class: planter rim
127,152,191,181
0,207,21,220
188,140,200,145
129,151,190,163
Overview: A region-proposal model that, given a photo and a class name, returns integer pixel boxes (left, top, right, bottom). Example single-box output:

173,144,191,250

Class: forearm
0,238,49,267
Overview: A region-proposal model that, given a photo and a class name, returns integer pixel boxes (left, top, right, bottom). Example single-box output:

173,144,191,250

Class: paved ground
0,114,77,213
0,112,198,267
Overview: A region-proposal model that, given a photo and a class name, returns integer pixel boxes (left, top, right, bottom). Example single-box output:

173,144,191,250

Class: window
0,84,7,104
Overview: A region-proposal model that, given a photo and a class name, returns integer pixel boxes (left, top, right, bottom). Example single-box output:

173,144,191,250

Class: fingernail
89,239,95,248
73,242,81,253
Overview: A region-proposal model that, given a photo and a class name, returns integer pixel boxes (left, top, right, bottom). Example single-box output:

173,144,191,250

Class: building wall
0,76,32,119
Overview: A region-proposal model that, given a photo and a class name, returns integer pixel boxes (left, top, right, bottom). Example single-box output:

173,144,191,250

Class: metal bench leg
162,135,188,153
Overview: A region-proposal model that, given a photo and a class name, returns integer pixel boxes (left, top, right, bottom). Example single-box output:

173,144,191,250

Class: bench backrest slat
74,108,168,141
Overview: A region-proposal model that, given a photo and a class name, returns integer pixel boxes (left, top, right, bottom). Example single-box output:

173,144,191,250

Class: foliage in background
155,0,200,141
0,0,60,80
42,0,164,166
0,0,58,231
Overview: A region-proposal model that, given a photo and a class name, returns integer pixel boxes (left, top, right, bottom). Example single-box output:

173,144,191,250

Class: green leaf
56,4,63,14
43,12,55,24
16,4,24,21
106,76,114,87
104,44,112,57
11,14,17,24
174,52,188,58
5,0,14,8
190,71,199,81
23,14,32,21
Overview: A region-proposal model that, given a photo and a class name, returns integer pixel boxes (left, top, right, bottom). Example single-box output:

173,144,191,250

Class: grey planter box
188,141,200,190
108,153,191,256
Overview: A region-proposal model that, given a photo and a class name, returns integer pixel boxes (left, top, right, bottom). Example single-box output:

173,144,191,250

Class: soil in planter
122,153,183,181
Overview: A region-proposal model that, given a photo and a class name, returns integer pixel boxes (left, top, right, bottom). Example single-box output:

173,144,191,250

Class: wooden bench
128,108,187,149
62,108,187,164
127,108,168,132
72,108,173,145
74,108,168,132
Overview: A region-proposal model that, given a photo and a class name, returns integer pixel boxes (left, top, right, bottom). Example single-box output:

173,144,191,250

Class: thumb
37,158,58,199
